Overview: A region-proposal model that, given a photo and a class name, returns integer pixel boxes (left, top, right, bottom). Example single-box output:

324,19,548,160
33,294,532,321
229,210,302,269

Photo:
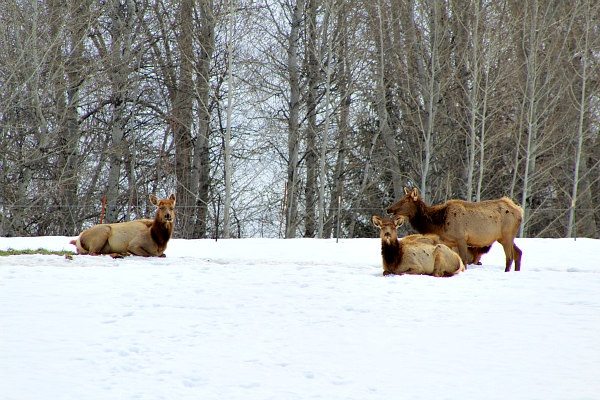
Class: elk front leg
127,244,153,257
456,239,469,266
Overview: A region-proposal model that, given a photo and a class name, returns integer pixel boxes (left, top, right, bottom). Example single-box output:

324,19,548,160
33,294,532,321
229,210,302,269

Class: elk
70,194,176,257
372,215,465,277
387,187,523,272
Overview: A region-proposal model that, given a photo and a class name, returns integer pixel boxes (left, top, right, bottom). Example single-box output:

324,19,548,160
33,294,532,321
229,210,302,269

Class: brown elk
387,187,523,272
393,216,491,266
70,194,176,257
372,215,465,277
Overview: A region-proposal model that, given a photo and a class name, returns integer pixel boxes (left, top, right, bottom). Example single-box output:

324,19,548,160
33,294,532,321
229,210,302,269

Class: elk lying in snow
393,215,491,266
70,194,176,257
372,215,465,277
387,187,523,272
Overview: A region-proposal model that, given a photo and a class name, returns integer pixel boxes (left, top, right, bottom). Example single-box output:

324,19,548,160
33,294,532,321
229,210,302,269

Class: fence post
99,195,107,224
335,195,342,243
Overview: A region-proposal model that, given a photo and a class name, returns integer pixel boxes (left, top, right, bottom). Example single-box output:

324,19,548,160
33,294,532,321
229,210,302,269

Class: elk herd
376,187,523,277
70,187,524,277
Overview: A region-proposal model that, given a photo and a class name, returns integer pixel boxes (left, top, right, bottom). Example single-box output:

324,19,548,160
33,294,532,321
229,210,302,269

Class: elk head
386,187,420,217
372,215,405,245
150,194,176,225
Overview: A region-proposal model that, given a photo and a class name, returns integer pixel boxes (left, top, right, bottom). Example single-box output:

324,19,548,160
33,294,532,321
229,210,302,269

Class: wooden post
99,195,107,224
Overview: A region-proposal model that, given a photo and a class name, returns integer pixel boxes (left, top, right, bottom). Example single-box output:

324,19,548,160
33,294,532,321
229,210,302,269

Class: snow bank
1,236,599,400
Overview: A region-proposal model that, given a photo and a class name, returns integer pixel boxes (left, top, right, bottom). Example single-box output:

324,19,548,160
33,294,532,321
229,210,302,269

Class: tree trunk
324,3,350,238
464,1,480,202
285,0,304,238
223,0,234,238
519,0,540,238
55,0,87,235
370,0,402,199
567,0,591,238
191,0,215,238
173,0,195,237
104,0,136,223
304,0,318,237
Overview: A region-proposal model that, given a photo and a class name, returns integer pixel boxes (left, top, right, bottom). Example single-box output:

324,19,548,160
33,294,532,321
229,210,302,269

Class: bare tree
323,0,353,239
566,0,599,237
365,0,403,199
191,0,216,238
88,0,141,223
303,0,318,237
284,0,305,238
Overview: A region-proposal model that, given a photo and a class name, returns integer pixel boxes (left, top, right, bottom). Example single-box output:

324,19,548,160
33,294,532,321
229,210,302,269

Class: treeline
1,0,599,239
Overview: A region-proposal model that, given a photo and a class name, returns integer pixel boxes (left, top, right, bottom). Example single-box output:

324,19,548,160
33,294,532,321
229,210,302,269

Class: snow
1,236,599,400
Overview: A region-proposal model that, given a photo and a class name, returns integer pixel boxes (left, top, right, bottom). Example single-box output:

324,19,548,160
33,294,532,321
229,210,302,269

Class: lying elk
372,215,465,277
71,194,176,257
387,187,523,272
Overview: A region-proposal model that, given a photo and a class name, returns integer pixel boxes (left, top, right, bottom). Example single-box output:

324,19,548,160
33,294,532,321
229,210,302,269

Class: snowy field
1,236,599,400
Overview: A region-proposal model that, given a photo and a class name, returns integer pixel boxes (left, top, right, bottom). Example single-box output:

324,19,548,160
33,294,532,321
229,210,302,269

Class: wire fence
1,203,599,239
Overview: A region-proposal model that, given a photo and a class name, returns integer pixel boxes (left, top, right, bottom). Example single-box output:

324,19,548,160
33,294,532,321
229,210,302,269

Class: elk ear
372,215,382,228
403,187,410,195
410,188,419,201
169,193,176,204
149,194,159,206
394,215,405,227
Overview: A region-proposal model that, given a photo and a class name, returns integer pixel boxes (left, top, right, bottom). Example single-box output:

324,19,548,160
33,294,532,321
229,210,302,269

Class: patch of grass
0,248,76,257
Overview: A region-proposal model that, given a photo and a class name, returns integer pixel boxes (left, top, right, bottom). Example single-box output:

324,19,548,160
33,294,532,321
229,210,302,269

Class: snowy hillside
1,236,599,400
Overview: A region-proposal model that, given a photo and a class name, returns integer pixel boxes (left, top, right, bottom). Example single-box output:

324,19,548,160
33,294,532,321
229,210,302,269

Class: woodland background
1,0,599,239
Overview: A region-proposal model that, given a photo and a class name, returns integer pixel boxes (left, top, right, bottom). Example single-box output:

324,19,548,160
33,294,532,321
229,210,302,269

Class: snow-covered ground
1,236,599,400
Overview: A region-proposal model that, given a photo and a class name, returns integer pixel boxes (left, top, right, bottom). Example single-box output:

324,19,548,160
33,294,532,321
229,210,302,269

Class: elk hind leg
513,243,522,271
79,226,111,255
500,241,515,272
433,247,459,277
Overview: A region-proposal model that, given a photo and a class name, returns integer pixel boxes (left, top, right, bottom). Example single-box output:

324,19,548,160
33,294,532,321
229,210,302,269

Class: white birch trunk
317,0,333,238
465,0,480,202
419,2,440,202
375,0,402,199
223,0,234,238
285,0,304,238
567,2,591,238
519,0,539,238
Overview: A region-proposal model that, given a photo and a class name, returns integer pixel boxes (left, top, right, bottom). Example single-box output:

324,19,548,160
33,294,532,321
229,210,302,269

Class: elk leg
109,253,126,259
432,248,449,277
501,241,514,272
127,235,155,257
513,243,522,271
456,240,469,266
127,245,152,257
79,226,111,254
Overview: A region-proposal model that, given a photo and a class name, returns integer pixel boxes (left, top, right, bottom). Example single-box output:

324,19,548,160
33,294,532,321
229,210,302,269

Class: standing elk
387,187,523,272
70,194,176,257
372,215,465,277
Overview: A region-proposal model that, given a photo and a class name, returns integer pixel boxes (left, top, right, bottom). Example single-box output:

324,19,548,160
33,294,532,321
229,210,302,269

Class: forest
1,0,599,239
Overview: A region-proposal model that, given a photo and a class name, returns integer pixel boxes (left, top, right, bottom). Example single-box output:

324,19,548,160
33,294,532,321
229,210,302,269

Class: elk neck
409,199,447,234
381,238,402,268
150,215,173,248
